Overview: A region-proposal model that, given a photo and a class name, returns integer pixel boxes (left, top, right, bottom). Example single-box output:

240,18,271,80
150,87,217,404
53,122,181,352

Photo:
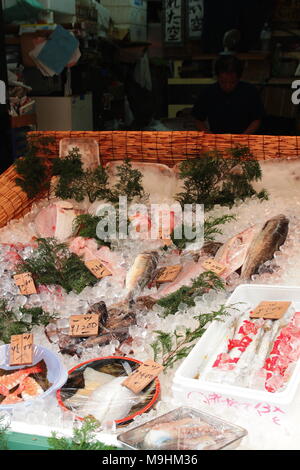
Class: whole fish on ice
214,225,260,278
240,214,289,280
126,251,159,294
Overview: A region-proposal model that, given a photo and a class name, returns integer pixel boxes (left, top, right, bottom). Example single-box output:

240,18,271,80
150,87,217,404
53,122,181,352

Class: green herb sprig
0,300,57,344
157,271,225,317
176,146,268,211
151,304,234,369
16,238,98,294
48,417,121,451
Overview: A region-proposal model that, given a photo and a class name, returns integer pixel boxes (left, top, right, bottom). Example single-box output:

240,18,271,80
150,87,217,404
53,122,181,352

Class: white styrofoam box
101,0,147,10
172,284,300,412
39,0,76,14
104,5,147,26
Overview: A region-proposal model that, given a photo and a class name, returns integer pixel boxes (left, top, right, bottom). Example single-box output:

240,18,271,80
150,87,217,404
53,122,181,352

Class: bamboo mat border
0,130,299,230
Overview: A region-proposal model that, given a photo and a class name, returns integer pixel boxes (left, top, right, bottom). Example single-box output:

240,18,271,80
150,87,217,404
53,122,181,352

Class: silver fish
126,251,159,294
241,214,289,280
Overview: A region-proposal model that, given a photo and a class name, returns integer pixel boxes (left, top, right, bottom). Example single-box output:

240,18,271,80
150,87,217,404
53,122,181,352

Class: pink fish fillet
69,237,126,286
153,259,205,299
214,225,260,278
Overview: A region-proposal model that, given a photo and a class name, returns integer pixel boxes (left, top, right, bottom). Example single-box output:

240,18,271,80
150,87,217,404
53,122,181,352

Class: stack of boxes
101,0,147,42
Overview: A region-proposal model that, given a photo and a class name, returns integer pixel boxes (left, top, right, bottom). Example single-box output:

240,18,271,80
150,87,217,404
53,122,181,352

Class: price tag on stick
201,258,226,276
122,360,164,394
69,314,99,337
13,272,37,295
9,333,33,366
250,301,291,320
155,265,182,284
85,260,112,279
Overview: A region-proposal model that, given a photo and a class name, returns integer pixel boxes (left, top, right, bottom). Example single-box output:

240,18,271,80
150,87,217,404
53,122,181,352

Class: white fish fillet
81,376,139,423
35,201,78,242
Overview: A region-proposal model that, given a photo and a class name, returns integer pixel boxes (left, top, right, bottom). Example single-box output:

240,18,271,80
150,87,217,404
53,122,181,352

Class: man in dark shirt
192,55,264,134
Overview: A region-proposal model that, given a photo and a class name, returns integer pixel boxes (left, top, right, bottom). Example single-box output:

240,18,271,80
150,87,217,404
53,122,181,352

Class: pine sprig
0,300,57,344
48,417,120,451
151,304,234,369
171,214,236,250
0,415,9,450
109,158,148,203
176,146,268,210
157,271,225,317
16,238,98,294
14,136,54,199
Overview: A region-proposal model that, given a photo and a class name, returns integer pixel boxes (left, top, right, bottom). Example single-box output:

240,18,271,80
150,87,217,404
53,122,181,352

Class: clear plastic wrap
57,357,160,427
117,407,247,450
0,344,68,410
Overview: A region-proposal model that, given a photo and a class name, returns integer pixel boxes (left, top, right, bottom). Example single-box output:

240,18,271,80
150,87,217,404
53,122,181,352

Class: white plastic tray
172,284,300,410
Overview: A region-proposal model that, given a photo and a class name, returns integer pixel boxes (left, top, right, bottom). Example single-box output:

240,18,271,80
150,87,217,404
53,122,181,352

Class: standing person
192,55,265,134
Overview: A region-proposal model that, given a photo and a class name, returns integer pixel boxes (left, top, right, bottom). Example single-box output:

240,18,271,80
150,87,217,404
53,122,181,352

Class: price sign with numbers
13,272,37,295
69,314,99,337
250,301,291,320
122,360,164,394
9,333,33,366
155,265,182,284
201,258,226,276
85,260,112,279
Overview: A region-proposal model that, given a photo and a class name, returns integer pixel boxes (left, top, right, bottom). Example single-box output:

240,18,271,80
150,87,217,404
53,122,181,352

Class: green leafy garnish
48,417,121,451
0,300,57,344
176,146,268,211
157,271,225,317
16,238,98,294
151,304,234,369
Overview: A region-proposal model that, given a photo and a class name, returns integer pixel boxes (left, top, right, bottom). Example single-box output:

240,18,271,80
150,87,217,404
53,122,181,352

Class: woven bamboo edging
27,131,300,164
1,130,300,231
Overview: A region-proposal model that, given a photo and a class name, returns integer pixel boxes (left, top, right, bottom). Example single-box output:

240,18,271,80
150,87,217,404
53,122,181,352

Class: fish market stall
1,131,300,451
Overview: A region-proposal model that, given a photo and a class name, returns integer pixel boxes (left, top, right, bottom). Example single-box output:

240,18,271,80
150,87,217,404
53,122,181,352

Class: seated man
192,55,265,134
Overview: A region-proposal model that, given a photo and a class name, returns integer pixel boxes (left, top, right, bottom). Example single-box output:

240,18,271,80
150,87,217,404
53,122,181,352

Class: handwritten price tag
69,314,99,337
85,260,112,279
202,259,226,276
122,360,164,394
9,333,33,366
155,265,182,284
250,301,291,320
13,272,37,295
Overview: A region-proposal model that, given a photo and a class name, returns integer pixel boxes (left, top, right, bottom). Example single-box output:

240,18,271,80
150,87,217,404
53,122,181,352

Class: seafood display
45,301,136,356
198,302,300,393
35,201,79,242
0,361,50,405
1,152,300,451
117,407,247,450
59,358,159,424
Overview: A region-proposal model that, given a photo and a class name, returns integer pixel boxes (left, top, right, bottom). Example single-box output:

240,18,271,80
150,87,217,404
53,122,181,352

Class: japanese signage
122,360,164,394
188,0,204,39
202,259,226,276
10,333,33,366
155,265,182,284
164,0,183,44
69,314,99,337
14,272,37,296
250,301,291,320
85,260,112,279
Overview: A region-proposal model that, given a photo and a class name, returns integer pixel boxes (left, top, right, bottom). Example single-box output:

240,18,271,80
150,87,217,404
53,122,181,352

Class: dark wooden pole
0,2,13,171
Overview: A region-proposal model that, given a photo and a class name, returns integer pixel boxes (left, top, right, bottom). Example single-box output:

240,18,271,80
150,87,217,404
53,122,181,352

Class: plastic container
0,344,68,410
57,356,161,426
172,284,300,412
117,406,247,450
